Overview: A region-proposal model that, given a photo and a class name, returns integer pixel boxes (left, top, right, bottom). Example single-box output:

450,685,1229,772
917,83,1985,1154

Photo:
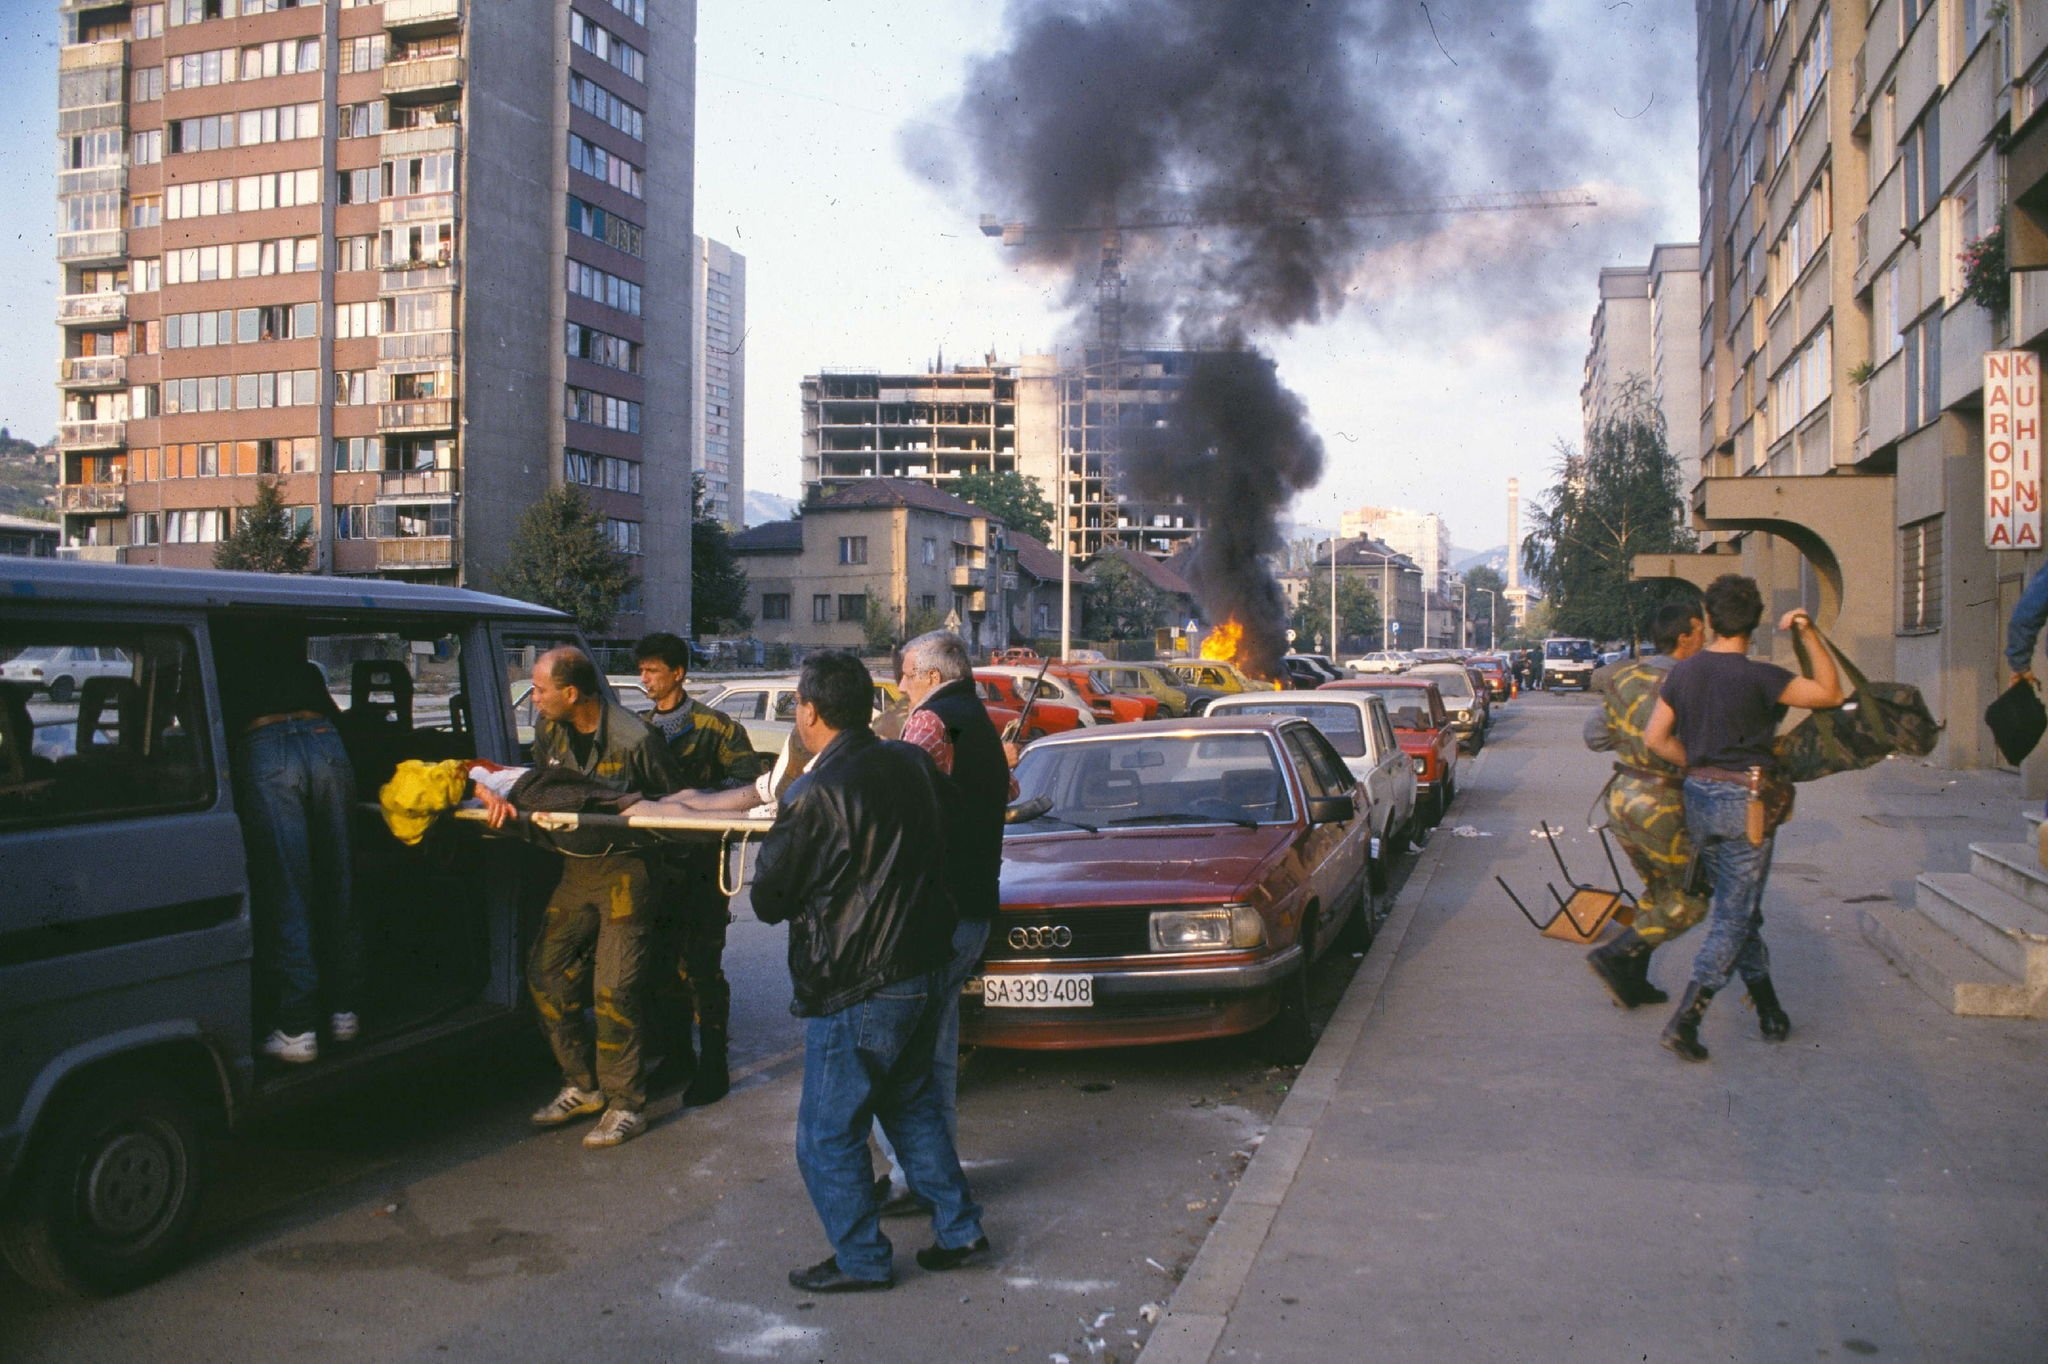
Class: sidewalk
1142,706,2048,1363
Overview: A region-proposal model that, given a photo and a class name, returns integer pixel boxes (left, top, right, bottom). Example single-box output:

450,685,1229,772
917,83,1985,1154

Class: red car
973,670,1085,737
1469,656,1514,703
967,715,1375,1061
1320,678,1459,824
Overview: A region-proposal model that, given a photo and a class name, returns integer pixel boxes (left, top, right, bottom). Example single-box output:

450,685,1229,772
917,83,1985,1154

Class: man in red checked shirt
869,630,1015,1213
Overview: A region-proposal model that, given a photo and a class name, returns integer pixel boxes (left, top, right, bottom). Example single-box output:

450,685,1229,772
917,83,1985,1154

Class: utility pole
1329,534,1339,660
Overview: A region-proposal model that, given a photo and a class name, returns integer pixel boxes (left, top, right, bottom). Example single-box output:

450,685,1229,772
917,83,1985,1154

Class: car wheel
48,675,75,703
1259,954,1315,1065
0,1077,207,1299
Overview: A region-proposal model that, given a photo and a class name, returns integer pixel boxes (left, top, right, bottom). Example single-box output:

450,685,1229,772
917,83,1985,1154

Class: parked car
1321,677,1460,825
508,677,653,747
970,715,1375,1061
0,559,614,1297
1208,690,1417,892
1407,663,1489,752
1162,659,1278,697
0,644,133,702
1345,651,1414,675
1050,665,1159,724
1283,653,1345,685
1070,661,1192,717
973,670,1087,736
1469,655,1514,702
1540,637,1600,691
981,665,1107,727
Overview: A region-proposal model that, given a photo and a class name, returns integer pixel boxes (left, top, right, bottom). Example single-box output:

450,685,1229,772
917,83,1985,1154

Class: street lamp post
1329,533,1339,660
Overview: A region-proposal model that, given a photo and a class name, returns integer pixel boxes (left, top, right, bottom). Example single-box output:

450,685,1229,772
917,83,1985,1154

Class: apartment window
1903,116,1940,226
812,594,831,624
133,5,165,39
336,301,382,338
565,322,641,374
1879,263,1903,359
838,535,868,565
337,168,381,206
1900,0,1925,35
604,519,642,556
922,536,937,566
761,593,791,622
336,234,376,272
565,385,641,433
1948,170,1982,303
569,73,645,141
568,133,644,198
566,195,644,257
337,101,387,140
838,594,867,623
564,447,641,493
238,37,322,80
1900,517,1943,631
334,370,379,406
919,594,938,613
1902,311,1942,429
132,67,164,102
569,11,646,82
600,0,646,24
130,195,162,229
567,260,643,316
382,151,457,199
167,113,235,154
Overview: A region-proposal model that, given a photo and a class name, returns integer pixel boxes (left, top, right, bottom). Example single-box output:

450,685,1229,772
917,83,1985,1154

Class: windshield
1371,687,1436,730
1217,701,1365,757
1011,732,1295,830
1546,640,1597,661
1412,667,1473,700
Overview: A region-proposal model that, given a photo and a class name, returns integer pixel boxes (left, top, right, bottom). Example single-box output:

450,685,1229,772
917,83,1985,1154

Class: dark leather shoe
788,1255,892,1293
915,1237,992,1272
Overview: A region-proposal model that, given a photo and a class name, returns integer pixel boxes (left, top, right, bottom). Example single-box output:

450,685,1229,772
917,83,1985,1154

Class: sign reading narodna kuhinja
1985,350,2043,550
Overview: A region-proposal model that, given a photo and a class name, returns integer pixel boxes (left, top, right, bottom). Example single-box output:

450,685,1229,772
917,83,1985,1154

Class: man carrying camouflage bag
1582,600,1710,1008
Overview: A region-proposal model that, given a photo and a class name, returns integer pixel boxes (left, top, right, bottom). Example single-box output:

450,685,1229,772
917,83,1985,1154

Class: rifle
1001,653,1056,744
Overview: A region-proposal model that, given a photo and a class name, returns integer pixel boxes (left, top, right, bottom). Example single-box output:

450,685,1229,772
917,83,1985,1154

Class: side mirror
1307,794,1356,825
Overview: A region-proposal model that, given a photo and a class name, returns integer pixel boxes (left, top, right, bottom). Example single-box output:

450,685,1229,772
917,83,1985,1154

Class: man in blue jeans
1646,574,1842,1062
752,651,990,1292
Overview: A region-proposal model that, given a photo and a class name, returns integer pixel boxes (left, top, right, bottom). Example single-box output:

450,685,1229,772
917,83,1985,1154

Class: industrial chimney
1506,478,1520,590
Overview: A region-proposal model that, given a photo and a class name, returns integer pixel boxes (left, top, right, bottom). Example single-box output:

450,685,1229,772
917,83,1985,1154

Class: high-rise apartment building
54,0,697,635
1673,0,2048,769
691,233,742,526
800,346,1203,562
1582,243,1703,495
1339,505,1451,592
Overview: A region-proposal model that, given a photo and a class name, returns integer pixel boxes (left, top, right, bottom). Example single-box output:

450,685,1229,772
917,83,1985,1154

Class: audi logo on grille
1008,925,1073,950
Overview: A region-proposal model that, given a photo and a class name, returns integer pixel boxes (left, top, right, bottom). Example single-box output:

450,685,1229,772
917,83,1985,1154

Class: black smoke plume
916,0,1602,675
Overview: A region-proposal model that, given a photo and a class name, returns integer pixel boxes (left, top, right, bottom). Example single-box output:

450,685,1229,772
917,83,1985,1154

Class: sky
0,0,1699,552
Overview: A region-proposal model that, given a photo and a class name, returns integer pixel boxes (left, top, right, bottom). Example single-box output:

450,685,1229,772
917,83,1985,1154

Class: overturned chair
1497,820,1639,945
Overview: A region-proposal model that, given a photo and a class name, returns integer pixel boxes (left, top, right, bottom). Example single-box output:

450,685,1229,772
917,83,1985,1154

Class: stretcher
451,802,774,894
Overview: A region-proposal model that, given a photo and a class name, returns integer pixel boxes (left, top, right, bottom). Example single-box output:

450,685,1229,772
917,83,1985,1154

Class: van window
304,628,474,791
0,627,213,829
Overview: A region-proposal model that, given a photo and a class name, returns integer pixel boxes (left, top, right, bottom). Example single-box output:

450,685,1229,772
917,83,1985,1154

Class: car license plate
979,973,1093,1008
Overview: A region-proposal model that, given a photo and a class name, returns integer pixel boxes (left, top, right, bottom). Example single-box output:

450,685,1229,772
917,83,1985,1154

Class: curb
1134,774,1459,1363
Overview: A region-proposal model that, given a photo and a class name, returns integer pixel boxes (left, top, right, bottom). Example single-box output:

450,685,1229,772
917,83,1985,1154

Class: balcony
380,123,459,157
57,36,125,69
59,482,127,513
59,165,127,197
58,544,125,564
57,292,127,327
377,536,456,570
383,54,465,101
379,329,456,363
383,0,463,34
381,262,457,292
59,355,127,389
58,420,125,450
951,565,986,589
57,230,126,265
379,399,456,432
377,468,456,499
379,192,458,226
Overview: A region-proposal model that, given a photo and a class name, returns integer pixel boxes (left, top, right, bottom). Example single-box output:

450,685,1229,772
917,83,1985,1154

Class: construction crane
979,187,1598,556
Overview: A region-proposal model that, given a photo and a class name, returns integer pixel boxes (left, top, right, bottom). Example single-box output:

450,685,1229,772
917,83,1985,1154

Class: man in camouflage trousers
479,647,682,1148
1582,600,1707,1008
635,632,765,1106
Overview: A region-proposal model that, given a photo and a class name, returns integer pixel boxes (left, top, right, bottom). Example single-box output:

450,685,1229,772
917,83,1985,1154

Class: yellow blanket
378,758,471,845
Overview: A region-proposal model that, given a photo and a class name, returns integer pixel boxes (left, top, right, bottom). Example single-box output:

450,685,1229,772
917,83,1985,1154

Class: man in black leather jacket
752,651,989,1293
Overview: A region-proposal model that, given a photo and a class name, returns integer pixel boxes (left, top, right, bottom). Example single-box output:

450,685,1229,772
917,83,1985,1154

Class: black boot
1659,983,1714,1062
1587,931,1655,1008
1632,946,1669,1005
683,1024,730,1106
1747,976,1791,1042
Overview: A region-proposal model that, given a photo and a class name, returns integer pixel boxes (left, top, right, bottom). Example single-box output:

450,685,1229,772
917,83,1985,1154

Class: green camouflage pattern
529,852,655,1110
650,698,765,792
1588,658,1708,944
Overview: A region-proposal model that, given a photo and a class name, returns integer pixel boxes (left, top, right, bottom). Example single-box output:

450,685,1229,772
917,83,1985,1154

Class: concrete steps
1858,811,2048,1019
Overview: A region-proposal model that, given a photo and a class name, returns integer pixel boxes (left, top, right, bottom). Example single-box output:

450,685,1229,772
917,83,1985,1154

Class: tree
690,474,751,636
496,486,636,634
213,476,311,574
1081,557,1165,640
1461,565,1508,648
1522,378,1696,645
1289,572,1381,655
950,468,1055,545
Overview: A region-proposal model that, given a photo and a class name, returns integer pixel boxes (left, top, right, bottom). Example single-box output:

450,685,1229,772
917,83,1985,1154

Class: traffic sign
1390,621,1401,636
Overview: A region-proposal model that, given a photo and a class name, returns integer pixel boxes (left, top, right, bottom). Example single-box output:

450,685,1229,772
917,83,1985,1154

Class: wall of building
692,233,742,526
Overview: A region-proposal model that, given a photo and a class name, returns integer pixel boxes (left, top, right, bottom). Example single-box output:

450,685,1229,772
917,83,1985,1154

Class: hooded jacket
750,726,955,1016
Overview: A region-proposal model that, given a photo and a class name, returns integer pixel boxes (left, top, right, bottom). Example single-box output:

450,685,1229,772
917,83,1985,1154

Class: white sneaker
262,1029,318,1064
582,1106,646,1149
531,1084,605,1127
330,1012,360,1043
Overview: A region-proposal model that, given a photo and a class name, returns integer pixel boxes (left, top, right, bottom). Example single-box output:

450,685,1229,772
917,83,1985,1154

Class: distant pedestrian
1583,600,1709,1007
634,631,764,1106
1645,576,1843,1062
751,651,989,1292
480,647,682,1147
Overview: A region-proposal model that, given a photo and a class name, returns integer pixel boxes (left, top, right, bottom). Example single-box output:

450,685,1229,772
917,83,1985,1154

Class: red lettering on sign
1990,440,2014,465
1993,522,2015,545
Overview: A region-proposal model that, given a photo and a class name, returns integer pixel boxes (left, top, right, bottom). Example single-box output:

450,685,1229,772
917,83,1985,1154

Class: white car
698,676,896,756
508,676,652,747
0,645,132,702
977,665,1100,725
1207,690,1418,893
1345,651,1414,675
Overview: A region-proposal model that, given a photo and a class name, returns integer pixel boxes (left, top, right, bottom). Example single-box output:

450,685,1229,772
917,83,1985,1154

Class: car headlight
1456,709,1471,721
1413,756,1428,774
1150,904,1265,952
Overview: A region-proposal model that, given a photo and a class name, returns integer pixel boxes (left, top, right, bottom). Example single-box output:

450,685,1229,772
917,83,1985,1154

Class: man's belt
1612,760,1681,787
1688,765,1757,783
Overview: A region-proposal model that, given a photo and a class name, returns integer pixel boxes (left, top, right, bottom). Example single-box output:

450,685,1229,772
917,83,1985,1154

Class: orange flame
1200,619,1245,665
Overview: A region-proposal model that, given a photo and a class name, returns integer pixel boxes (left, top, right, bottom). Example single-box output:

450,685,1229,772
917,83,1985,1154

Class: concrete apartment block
691,234,743,527
53,0,696,637
1582,243,1702,499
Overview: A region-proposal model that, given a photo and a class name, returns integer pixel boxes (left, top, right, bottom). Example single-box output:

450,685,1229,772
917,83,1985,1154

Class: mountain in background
0,429,57,519
1451,544,1520,580
744,489,799,526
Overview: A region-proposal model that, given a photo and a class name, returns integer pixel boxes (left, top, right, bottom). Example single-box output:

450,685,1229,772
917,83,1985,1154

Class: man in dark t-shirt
1645,574,1843,1063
